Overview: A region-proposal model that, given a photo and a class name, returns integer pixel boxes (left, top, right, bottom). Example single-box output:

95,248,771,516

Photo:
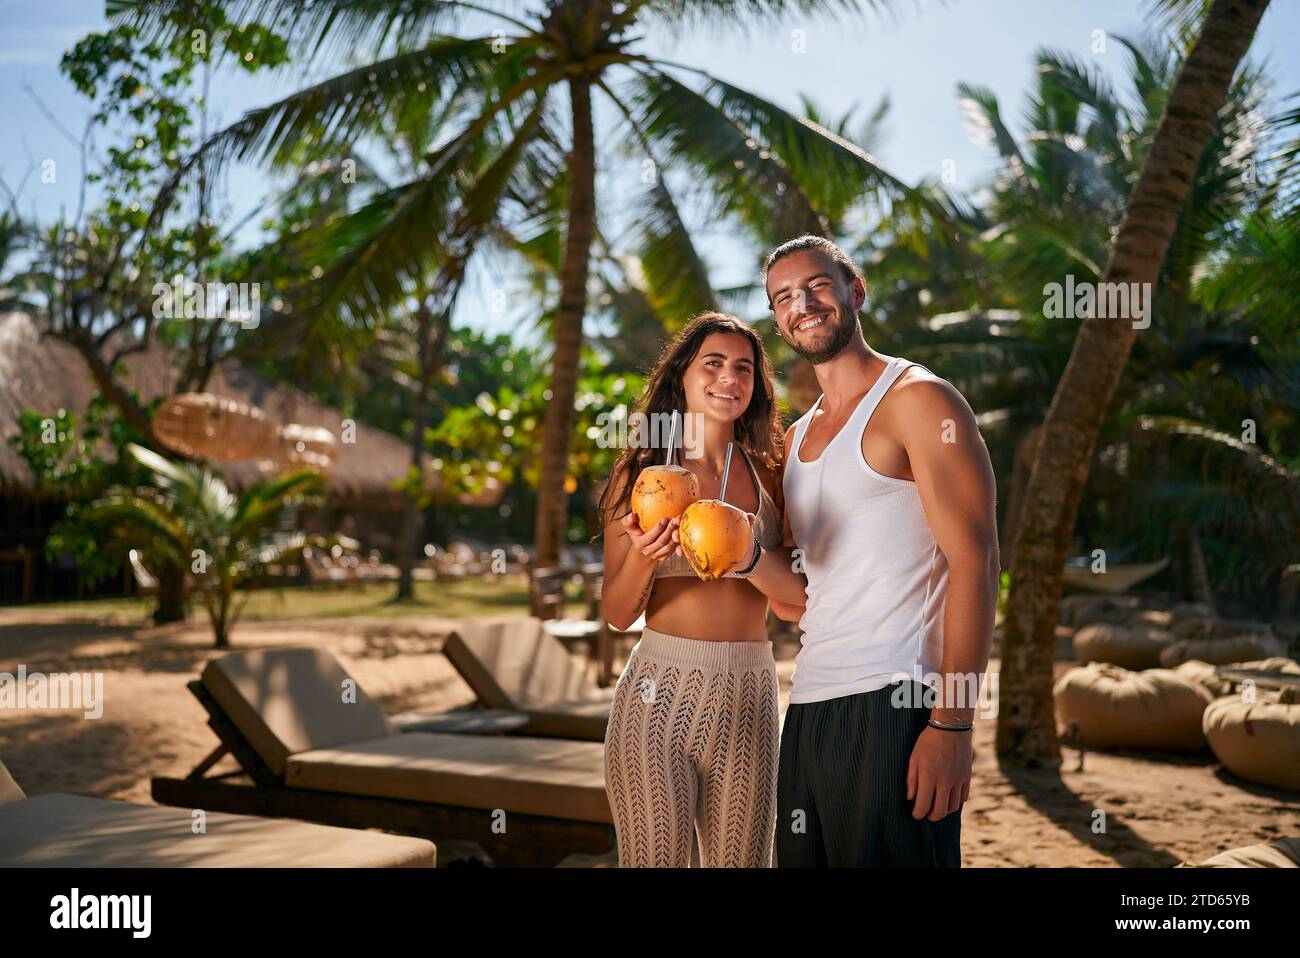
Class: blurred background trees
3,0,1296,634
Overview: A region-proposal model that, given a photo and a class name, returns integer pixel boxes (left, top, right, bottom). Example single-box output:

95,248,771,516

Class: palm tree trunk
152,559,186,625
996,0,1270,765
1002,423,1043,560
396,269,461,599
533,77,596,569
397,299,436,601
1181,523,1218,616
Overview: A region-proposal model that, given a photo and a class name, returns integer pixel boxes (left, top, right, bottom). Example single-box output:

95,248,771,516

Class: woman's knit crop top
651,445,783,580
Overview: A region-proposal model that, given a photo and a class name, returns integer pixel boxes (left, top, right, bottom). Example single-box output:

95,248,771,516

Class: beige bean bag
1131,609,1175,629
1159,633,1286,668
1171,616,1275,642
1174,658,1300,698
1073,623,1173,671
1054,663,1213,750
1183,837,1300,868
1170,602,1212,620
1203,688,1300,791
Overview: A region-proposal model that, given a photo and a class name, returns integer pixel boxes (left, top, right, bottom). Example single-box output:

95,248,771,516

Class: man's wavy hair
761,234,864,308
598,311,783,525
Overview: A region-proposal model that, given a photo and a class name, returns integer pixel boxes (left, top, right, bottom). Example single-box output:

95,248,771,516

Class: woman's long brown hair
598,311,784,525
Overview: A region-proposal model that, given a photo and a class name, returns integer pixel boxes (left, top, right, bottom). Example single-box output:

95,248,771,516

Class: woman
599,312,807,867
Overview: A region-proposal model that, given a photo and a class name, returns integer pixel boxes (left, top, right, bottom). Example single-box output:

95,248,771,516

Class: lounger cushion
0,793,435,867
202,648,394,776
287,731,612,824
446,618,605,710
0,758,25,805
519,698,615,741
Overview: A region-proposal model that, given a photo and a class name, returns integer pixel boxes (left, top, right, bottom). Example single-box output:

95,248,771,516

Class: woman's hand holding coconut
621,512,681,565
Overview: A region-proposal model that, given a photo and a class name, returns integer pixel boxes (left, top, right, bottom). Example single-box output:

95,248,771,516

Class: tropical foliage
107,0,950,567
82,443,325,647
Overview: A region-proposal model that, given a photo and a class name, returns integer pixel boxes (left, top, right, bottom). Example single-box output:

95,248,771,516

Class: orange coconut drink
630,410,700,532
678,442,753,580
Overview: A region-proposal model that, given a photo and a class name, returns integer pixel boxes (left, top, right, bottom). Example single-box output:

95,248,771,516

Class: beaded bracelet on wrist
927,718,974,732
734,530,763,578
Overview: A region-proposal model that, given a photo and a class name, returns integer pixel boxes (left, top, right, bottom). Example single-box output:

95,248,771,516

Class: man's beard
784,308,858,365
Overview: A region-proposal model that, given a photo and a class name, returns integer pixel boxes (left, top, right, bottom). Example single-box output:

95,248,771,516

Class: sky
2,0,1298,341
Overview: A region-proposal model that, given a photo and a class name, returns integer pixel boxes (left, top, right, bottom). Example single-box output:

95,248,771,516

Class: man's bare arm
890,374,998,821
898,375,1000,719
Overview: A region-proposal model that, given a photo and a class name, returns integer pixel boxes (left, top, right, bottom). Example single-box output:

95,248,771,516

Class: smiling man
763,235,1000,867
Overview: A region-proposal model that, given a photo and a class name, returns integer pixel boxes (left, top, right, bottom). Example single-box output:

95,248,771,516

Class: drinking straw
718,441,735,502
665,410,678,466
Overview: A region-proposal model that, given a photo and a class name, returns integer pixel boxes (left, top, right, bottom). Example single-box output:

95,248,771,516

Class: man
760,235,999,867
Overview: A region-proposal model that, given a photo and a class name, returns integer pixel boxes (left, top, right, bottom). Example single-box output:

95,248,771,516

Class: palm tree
931,34,1299,581
997,0,1274,765
113,0,946,567
83,443,326,648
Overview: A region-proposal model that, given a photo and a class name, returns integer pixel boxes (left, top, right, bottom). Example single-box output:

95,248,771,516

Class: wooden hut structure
0,311,411,603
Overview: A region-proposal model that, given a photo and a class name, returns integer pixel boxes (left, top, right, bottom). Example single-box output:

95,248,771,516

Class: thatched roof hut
0,311,409,508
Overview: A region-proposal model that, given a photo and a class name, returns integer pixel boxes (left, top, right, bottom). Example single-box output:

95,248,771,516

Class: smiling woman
595,311,808,868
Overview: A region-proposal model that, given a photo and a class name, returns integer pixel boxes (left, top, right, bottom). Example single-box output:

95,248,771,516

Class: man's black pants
776,680,963,867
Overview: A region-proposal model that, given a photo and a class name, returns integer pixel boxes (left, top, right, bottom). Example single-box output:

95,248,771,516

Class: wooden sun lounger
0,757,435,868
444,618,618,742
150,648,614,867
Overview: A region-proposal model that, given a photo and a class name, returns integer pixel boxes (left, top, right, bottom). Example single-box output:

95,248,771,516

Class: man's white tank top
783,355,948,704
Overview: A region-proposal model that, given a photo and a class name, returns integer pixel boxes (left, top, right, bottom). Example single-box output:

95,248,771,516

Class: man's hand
906,725,973,821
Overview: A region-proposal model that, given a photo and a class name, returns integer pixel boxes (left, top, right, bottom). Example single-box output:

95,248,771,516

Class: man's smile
794,313,831,333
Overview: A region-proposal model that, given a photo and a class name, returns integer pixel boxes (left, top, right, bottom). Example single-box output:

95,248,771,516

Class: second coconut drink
678,441,753,580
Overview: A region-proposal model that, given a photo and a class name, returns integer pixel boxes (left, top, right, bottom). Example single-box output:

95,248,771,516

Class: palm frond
704,74,945,227
289,79,552,349
634,0,888,39
1136,414,1300,513
108,0,500,66
79,494,191,569
598,80,717,321
957,82,1035,194
142,36,532,236
621,66,826,240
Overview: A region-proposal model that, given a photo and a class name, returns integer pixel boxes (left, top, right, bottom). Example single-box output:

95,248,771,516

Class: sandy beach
2,607,1296,867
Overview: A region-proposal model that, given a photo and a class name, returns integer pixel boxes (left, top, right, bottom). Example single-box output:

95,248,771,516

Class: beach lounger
0,757,435,867
443,618,617,741
151,647,613,866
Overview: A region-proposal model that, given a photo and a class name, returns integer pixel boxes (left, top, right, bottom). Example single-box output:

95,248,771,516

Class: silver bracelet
927,717,973,732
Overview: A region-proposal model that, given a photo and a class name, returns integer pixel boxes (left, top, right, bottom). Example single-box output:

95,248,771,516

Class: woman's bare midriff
646,575,770,642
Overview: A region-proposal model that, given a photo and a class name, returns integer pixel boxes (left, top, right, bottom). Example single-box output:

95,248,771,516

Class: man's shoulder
887,365,972,417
